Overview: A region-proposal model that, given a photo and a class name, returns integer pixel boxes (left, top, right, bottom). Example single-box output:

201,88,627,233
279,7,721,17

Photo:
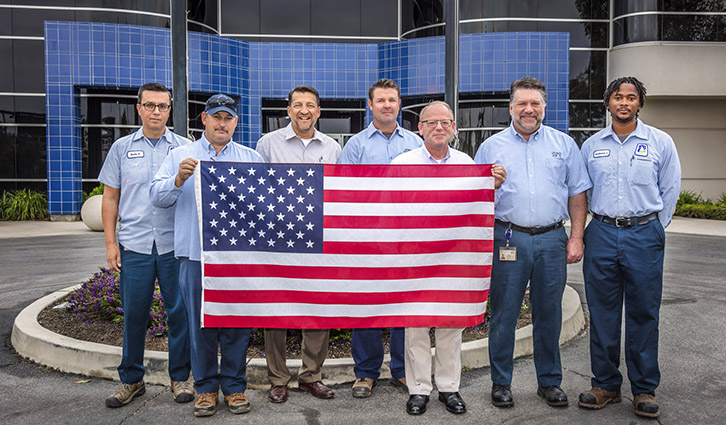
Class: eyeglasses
421,119,454,129
206,95,236,109
141,102,171,112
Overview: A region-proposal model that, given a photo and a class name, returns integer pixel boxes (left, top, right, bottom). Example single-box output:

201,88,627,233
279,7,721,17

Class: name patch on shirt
593,149,610,158
634,143,648,157
127,150,144,159
551,151,562,158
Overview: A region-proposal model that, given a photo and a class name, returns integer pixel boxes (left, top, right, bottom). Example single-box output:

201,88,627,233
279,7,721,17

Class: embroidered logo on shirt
593,149,610,158
551,151,562,158
634,143,648,157
127,150,144,158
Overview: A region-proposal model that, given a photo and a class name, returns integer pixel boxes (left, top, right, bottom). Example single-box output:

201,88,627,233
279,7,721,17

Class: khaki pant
264,329,330,385
404,327,463,395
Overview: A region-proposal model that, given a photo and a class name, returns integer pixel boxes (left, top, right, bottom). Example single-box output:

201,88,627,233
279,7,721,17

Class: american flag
196,161,494,328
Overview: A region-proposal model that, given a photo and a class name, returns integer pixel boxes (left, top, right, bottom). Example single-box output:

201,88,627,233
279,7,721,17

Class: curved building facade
0,1,723,218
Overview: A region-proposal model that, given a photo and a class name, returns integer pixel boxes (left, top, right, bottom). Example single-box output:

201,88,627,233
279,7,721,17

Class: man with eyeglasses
255,85,340,403
338,79,422,398
99,82,193,408
392,101,506,416
474,77,591,409
151,93,265,417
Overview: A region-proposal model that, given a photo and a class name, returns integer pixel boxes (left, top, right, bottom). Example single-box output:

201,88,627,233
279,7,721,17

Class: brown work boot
105,381,145,408
633,393,660,418
193,392,218,417
170,379,195,403
352,377,376,398
224,392,251,414
578,387,621,409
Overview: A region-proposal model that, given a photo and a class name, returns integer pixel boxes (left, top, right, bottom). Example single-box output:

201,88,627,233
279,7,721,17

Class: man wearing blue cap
151,94,265,417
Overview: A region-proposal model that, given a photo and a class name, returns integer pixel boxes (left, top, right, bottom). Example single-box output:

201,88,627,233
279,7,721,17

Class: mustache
214,127,228,132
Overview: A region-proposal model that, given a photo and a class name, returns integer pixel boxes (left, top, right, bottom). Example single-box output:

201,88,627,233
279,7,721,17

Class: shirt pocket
546,157,566,185
629,157,655,186
121,158,149,186
588,155,615,186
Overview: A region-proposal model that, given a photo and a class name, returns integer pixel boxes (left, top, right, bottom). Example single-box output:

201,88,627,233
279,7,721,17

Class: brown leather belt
494,219,564,236
593,212,658,228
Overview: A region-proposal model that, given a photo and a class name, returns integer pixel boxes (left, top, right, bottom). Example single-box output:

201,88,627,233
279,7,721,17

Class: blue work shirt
98,127,189,255
150,134,264,261
581,119,681,228
474,124,592,227
338,122,422,164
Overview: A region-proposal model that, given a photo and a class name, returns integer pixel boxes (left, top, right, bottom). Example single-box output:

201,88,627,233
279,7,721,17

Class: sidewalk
2,215,724,239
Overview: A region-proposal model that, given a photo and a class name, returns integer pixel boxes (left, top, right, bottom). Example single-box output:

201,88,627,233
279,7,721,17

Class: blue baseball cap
204,94,237,117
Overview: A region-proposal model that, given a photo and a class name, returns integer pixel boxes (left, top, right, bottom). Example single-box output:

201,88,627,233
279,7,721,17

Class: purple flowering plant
66,267,169,337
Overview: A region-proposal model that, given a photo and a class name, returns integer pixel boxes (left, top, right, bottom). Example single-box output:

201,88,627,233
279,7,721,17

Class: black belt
495,219,564,236
593,212,658,228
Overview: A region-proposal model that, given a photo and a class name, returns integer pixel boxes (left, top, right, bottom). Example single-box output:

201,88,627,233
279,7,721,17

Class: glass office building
1,1,724,218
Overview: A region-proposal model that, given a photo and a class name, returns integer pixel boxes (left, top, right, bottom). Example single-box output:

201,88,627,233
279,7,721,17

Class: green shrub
677,190,705,207
675,203,726,220
717,193,726,207
82,183,105,203
0,189,48,221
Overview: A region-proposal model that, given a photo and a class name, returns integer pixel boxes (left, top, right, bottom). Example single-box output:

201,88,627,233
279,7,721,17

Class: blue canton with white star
200,161,324,253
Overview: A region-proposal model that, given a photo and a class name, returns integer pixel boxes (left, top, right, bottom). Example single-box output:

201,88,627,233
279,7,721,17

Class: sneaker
633,393,659,418
106,381,145,408
171,379,195,403
352,377,376,398
193,392,219,417
224,392,251,414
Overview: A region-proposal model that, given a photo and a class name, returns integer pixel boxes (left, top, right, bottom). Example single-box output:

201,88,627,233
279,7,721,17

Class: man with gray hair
394,100,505,415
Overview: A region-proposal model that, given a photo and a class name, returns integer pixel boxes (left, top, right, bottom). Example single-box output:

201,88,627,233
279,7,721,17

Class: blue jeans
488,223,568,387
118,243,190,384
352,328,405,380
179,258,251,395
583,218,664,396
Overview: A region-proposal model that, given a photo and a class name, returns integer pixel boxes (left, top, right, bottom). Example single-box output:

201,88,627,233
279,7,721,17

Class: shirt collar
282,123,323,143
602,118,647,143
507,123,542,143
423,145,451,163
131,127,173,144
200,133,232,156
364,121,403,139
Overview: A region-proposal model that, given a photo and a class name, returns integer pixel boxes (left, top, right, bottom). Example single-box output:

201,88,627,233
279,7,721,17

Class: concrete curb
12,285,584,389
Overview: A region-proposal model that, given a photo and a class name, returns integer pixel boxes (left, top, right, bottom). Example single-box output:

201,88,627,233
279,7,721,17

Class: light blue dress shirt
474,124,592,227
338,122,422,164
98,127,189,255
150,134,264,261
581,119,681,228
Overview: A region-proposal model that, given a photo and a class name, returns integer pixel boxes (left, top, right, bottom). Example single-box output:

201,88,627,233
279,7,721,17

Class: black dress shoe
491,384,514,407
406,394,429,415
438,391,466,414
537,385,568,407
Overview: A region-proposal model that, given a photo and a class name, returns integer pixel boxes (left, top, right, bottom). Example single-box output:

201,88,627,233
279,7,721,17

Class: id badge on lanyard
499,227,517,261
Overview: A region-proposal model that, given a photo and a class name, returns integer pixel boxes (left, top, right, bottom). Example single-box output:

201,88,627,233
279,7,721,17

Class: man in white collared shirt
392,101,505,416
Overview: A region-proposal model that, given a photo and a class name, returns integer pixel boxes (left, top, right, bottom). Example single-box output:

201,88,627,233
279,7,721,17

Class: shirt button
619,196,623,200
531,191,534,195
619,161,622,165
619,178,622,182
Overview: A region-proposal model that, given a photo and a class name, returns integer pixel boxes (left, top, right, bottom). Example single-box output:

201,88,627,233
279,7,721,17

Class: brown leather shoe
268,385,288,403
578,387,621,409
298,381,335,399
